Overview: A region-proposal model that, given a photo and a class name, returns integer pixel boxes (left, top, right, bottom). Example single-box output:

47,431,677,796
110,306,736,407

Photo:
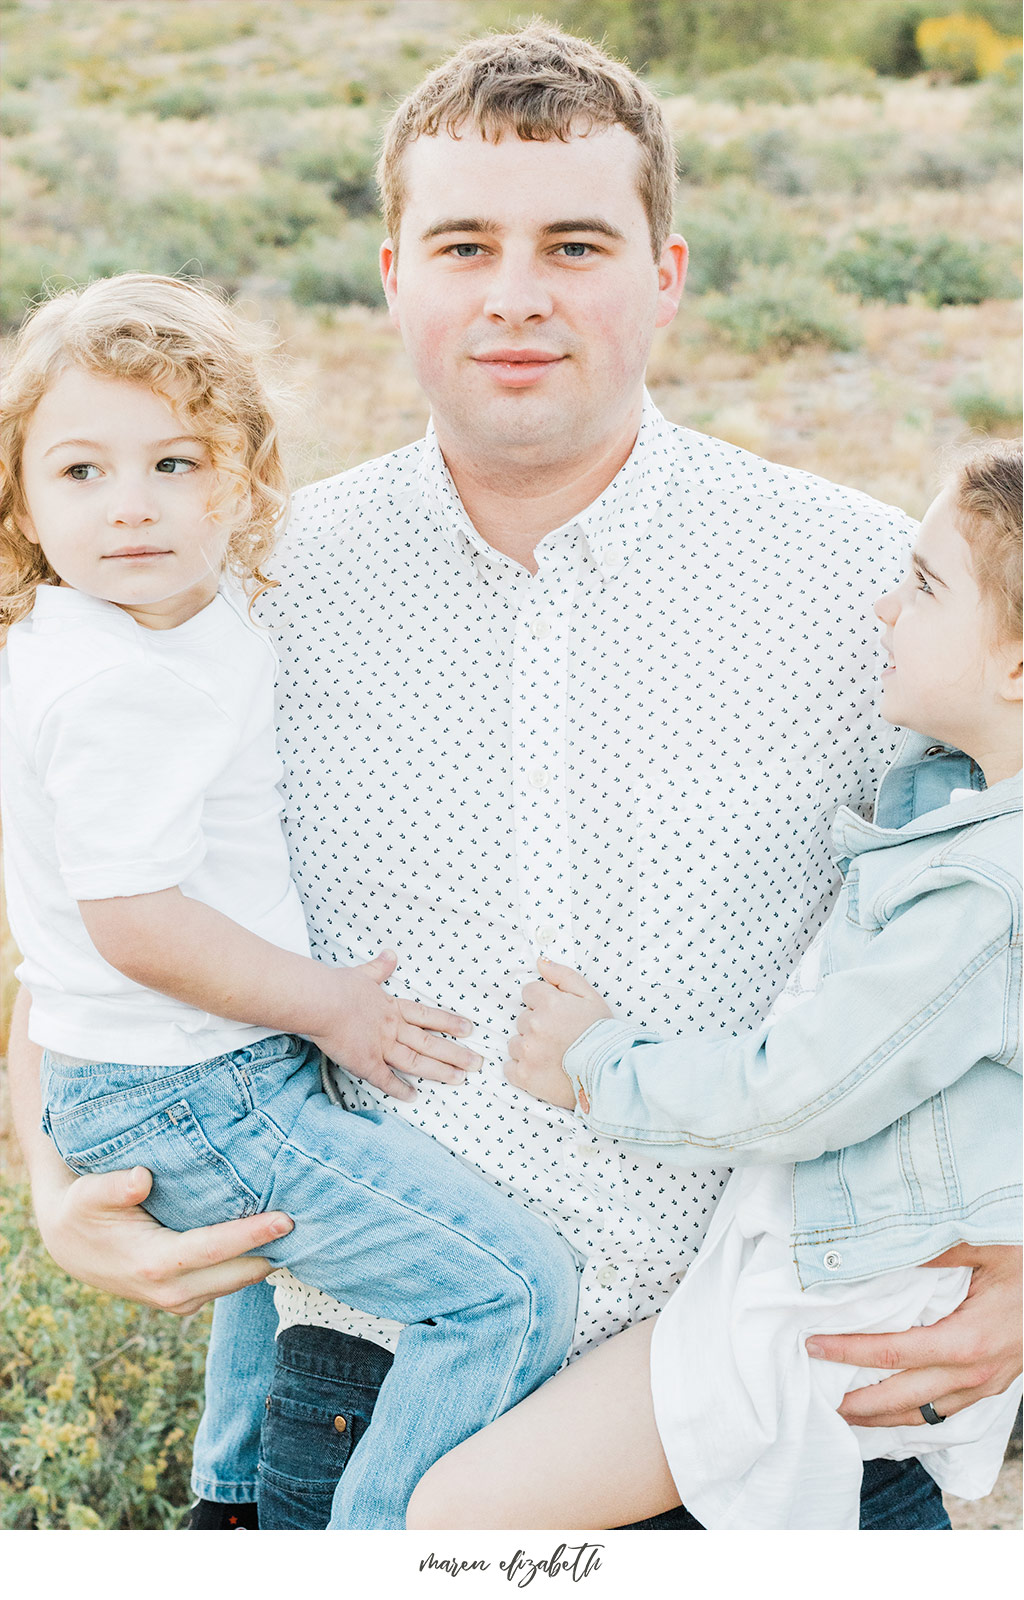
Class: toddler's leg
406,1318,678,1530
191,1278,280,1508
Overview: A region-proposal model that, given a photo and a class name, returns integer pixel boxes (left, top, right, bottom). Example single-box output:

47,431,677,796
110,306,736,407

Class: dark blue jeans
257,1326,952,1531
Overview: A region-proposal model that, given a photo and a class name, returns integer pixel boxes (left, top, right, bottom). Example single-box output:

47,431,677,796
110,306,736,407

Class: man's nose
482,251,553,324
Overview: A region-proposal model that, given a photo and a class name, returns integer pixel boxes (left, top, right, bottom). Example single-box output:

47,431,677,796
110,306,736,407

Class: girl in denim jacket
409,440,1023,1531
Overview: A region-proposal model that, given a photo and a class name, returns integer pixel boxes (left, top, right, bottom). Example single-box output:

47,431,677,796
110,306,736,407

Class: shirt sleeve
35,660,237,900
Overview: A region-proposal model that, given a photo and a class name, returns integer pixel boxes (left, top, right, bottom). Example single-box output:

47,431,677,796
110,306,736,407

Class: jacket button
333,1415,347,1434
823,1250,842,1270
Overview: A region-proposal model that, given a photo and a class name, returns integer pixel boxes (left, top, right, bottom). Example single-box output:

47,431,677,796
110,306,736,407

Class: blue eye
559,242,590,258
449,243,481,258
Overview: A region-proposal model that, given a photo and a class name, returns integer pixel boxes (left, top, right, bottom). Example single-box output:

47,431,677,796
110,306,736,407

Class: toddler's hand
504,959,613,1110
309,951,481,1102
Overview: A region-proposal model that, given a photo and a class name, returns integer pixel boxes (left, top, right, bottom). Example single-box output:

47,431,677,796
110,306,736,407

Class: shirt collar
415,391,672,581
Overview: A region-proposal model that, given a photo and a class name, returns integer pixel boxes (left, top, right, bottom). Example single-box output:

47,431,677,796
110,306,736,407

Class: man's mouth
470,349,566,387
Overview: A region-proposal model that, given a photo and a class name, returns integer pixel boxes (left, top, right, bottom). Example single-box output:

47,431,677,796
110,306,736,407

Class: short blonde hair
377,21,677,258
1,273,287,640
950,438,1022,645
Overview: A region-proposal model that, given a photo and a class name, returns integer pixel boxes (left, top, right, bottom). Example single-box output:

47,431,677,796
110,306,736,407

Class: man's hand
309,950,482,1103
807,1243,1023,1426
503,959,613,1110
40,1163,295,1318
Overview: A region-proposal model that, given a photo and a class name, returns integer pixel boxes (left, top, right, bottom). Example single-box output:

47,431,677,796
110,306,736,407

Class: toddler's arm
80,888,479,1101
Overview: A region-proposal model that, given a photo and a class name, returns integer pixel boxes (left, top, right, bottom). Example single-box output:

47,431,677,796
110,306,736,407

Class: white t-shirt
1,584,311,1064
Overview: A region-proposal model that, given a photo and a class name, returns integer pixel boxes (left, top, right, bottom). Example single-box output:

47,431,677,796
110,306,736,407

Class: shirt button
528,767,551,790
604,544,624,569
597,1264,619,1288
822,1250,843,1271
532,618,552,640
535,924,556,947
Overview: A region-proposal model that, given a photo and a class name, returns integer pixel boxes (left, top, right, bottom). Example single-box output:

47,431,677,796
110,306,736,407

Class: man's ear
380,240,400,330
655,233,687,330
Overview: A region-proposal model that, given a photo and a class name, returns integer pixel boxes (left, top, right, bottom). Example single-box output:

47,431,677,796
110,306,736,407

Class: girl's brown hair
950,438,1022,645
1,272,287,640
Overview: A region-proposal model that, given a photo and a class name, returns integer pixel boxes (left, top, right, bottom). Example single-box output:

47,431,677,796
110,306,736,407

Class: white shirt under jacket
264,395,912,1358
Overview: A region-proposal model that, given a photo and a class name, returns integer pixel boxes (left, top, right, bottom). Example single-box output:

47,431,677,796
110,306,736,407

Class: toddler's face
873,487,1014,757
19,368,232,628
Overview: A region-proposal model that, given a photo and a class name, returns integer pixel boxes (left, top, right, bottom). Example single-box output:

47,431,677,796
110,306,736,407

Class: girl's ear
18,512,41,547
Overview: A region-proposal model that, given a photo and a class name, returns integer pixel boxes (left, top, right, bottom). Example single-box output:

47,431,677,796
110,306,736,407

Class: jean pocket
51,1101,261,1231
259,1393,355,1494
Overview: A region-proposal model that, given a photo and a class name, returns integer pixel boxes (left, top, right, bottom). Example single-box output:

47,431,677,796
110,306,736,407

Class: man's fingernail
806,1341,825,1359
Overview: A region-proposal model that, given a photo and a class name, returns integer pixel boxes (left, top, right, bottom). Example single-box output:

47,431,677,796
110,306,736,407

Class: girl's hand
504,959,613,1109
309,951,482,1103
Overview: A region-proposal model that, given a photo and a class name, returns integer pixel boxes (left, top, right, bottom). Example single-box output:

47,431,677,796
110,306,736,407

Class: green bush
952,385,1023,431
137,82,223,121
703,265,861,353
696,55,879,106
289,224,386,308
828,228,1019,306
677,184,802,295
0,1178,210,1529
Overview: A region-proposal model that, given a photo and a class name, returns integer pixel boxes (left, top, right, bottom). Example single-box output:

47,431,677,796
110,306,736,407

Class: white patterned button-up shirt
265,397,910,1357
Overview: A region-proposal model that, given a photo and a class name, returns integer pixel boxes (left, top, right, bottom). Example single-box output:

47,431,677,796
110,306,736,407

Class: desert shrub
0,244,77,332
696,55,879,106
137,81,223,121
916,13,1022,82
0,98,35,138
703,265,861,353
899,144,980,188
0,1178,210,1530
281,136,379,216
672,133,717,186
742,128,814,195
828,228,1019,306
952,385,1023,431
857,1,1022,75
677,184,802,295
289,224,386,308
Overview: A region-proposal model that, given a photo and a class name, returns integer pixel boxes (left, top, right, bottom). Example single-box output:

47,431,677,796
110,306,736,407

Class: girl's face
873,486,1021,781
19,368,232,629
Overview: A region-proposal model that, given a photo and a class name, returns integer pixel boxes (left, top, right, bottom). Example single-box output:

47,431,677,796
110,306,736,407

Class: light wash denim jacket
564,733,1022,1288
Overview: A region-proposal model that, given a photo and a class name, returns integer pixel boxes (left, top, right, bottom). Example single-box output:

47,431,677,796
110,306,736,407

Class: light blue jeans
42,1033,580,1529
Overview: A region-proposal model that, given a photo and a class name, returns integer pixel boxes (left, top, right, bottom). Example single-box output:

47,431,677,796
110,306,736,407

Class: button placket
511,555,572,962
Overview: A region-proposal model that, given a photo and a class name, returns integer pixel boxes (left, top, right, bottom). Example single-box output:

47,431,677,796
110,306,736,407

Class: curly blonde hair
1,273,288,641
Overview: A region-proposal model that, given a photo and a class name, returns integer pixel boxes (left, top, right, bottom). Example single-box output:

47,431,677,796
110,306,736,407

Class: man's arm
7,986,293,1315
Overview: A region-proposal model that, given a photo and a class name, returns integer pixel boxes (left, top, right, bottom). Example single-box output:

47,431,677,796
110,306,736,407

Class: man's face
381,124,687,469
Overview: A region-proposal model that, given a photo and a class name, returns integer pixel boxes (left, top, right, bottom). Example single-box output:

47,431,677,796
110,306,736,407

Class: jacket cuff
563,1018,661,1117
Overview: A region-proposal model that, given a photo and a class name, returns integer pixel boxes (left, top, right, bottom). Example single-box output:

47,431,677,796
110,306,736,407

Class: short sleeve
35,661,236,899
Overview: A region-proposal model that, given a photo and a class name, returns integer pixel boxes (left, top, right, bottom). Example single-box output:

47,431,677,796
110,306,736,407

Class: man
9,24,1021,1531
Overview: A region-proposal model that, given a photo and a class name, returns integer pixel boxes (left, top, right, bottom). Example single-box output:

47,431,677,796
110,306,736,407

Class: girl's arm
80,888,479,1102
506,869,1017,1164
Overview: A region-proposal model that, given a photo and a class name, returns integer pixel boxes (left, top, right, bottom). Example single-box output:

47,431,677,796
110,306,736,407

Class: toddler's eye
65,463,100,481
156,457,197,473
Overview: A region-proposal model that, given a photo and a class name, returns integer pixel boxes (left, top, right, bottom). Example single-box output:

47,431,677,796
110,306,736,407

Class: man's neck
436,401,644,572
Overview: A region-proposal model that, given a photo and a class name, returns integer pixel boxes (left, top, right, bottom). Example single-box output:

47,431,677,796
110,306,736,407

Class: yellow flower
45,1368,75,1405
140,1464,158,1492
